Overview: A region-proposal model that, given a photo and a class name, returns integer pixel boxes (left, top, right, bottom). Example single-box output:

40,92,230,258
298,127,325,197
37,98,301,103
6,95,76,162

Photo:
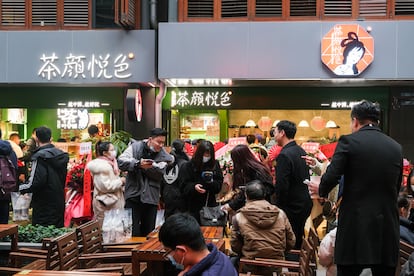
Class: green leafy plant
17,224,73,243
108,130,132,156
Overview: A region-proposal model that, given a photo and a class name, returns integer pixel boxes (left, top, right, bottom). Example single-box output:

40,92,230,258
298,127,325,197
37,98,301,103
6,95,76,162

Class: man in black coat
274,120,312,251
20,126,69,227
318,100,403,276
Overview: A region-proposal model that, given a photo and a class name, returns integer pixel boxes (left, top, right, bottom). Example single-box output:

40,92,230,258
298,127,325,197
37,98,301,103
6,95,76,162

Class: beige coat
87,159,125,226
231,199,296,260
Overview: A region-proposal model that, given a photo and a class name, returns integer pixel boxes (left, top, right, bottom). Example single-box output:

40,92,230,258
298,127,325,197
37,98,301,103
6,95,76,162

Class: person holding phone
179,140,223,224
118,128,173,236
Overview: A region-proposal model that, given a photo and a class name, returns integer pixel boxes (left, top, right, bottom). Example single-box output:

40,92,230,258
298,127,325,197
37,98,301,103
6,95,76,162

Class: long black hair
191,140,215,171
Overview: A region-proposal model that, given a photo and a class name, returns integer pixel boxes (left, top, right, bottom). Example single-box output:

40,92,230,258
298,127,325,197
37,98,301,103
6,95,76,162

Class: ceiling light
298,120,310,128
245,120,256,127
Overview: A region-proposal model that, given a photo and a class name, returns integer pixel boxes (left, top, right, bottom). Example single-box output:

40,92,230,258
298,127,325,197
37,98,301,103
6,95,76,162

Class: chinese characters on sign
57,108,89,130
38,53,132,81
171,90,232,108
330,101,359,108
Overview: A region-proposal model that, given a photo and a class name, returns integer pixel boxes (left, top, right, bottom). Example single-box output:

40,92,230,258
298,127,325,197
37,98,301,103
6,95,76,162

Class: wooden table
0,224,18,251
132,238,225,276
104,236,147,252
146,226,224,239
14,270,121,275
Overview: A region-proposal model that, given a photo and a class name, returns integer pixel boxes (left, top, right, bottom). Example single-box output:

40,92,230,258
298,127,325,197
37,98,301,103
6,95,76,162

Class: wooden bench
396,239,414,275
239,239,313,276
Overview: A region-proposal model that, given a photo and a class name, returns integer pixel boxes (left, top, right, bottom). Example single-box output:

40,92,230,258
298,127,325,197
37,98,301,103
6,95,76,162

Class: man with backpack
0,129,18,224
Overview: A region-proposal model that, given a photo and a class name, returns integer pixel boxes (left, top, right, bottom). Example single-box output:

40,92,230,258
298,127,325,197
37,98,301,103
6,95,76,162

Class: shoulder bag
199,192,227,227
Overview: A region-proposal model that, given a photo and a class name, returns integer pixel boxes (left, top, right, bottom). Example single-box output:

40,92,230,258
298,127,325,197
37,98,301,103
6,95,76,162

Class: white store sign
38,52,132,81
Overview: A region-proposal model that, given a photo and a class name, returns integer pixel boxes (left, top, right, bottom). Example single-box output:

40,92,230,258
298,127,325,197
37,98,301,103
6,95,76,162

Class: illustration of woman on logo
334,32,366,76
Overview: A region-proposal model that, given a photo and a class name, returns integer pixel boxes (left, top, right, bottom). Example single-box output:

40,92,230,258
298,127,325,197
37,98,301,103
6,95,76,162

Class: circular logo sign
321,24,374,76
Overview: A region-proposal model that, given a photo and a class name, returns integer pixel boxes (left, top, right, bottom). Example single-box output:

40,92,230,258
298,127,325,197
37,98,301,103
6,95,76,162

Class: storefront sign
321,101,360,109
57,108,89,130
321,24,374,76
171,90,232,108
38,53,132,81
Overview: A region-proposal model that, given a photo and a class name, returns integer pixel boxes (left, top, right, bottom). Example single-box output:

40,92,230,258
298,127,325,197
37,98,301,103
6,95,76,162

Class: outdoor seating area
1,222,413,276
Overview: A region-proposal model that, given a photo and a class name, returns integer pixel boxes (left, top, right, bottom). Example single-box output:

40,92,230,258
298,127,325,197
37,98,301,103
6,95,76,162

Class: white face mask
109,150,117,160
202,156,211,163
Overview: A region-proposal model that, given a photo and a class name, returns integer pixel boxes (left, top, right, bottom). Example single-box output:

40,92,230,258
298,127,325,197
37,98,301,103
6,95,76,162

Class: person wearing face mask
178,140,223,224
159,213,238,276
86,141,125,227
118,128,173,236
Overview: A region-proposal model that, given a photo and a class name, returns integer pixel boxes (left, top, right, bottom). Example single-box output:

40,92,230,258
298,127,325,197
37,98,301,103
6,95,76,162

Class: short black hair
35,126,52,143
245,180,266,201
276,120,297,139
351,100,380,124
159,213,206,251
398,195,410,209
88,125,99,136
149,128,167,138
9,133,20,140
246,134,256,144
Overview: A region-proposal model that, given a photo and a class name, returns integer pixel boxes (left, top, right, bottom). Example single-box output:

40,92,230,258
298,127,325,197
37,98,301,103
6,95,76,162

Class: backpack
0,155,17,196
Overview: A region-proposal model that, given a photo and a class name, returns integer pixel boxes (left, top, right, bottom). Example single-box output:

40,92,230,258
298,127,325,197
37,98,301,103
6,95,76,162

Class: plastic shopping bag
11,192,32,222
102,209,132,243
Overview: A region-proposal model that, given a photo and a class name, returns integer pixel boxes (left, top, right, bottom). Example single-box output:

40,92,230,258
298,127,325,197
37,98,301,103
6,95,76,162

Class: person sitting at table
230,179,296,275
159,213,238,276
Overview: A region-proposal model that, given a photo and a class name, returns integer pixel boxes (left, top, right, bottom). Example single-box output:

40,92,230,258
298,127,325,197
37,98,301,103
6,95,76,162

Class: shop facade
158,21,414,160
0,30,157,141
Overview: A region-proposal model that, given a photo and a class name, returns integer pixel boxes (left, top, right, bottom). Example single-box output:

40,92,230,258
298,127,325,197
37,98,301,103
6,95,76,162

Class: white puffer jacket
87,158,125,225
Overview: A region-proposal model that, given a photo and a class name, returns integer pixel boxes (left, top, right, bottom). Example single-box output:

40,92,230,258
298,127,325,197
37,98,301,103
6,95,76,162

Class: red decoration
310,116,326,132
257,116,273,132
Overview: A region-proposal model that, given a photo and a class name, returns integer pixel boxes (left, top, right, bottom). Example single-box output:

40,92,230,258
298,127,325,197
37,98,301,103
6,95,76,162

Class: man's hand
195,184,206,194
140,159,153,169
307,179,320,196
301,155,317,167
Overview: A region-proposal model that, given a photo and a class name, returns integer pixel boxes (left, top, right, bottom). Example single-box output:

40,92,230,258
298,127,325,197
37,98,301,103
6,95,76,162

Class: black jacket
319,125,402,266
20,144,69,227
179,159,223,223
0,140,18,200
161,151,189,218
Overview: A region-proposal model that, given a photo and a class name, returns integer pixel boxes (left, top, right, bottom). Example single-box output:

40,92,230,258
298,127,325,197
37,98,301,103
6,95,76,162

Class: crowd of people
0,99,411,275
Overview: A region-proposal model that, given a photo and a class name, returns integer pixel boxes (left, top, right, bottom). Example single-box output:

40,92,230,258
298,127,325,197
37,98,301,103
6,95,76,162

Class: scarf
97,155,120,176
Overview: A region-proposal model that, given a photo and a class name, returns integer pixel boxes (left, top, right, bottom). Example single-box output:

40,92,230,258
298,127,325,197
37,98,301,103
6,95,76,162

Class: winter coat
161,151,188,218
87,158,125,225
319,125,402,266
184,243,238,276
20,144,69,227
318,227,337,276
0,140,18,201
179,160,223,223
231,199,295,260
118,140,173,205
275,140,312,249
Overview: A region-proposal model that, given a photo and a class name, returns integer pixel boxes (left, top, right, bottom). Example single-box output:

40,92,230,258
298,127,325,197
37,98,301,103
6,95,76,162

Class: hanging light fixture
325,120,337,128
245,119,256,127
298,120,310,128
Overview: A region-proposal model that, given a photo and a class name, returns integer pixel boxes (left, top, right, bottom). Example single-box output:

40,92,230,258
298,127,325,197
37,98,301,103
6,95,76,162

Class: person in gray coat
318,100,403,276
118,128,173,236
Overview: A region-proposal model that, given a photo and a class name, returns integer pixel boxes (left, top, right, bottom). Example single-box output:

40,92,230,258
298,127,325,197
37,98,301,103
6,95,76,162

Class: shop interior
177,109,351,145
